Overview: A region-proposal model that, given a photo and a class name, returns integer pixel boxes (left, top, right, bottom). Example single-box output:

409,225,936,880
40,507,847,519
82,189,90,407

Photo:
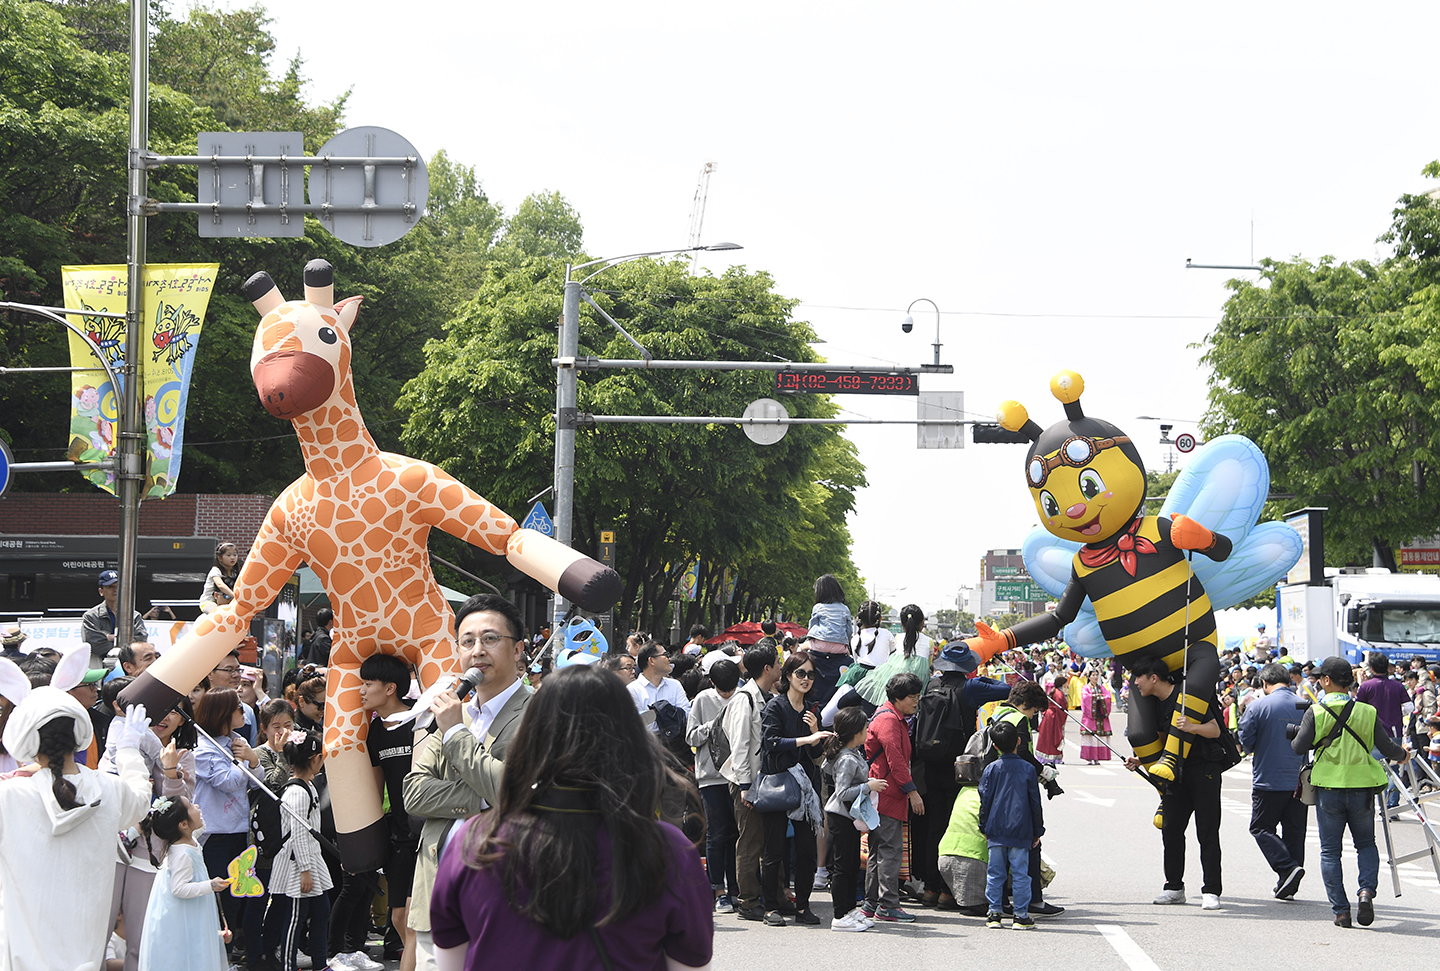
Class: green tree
400,243,867,630
1199,256,1435,569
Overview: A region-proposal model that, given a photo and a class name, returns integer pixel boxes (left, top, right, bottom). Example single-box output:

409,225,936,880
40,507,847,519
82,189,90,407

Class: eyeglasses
213,666,240,675
1026,435,1131,488
459,632,520,650
792,669,815,681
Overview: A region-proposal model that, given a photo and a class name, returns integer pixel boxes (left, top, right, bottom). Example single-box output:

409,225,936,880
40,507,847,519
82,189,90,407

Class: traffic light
972,423,1031,444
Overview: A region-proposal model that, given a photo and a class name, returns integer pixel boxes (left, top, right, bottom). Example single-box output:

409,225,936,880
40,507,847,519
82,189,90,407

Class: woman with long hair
1080,668,1114,764
429,664,713,970
757,650,834,926
193,686,263,965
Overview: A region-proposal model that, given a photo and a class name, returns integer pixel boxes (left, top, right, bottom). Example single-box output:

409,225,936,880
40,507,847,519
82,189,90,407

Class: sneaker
763,911,788,927
1357,889,1374,926
813,866,830,890
797,909,821,925
1030,901,1065,918
1153,888,1187,905
1275,866,1304,900
1201,893,1221,911
844,907,876,929
347,954,383,971
830,913,865,932
936,892,957,910
874,906,916,923
921,890,940,907
1334,910,1352,928
859,902,876,919
329,956,361,971
1012,916,1036,930
714,896,735,915
296,956,313,970
736,905,766,922
986,912,1004,928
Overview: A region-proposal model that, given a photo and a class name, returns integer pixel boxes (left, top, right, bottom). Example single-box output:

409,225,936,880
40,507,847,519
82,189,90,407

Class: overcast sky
243,1,1440,615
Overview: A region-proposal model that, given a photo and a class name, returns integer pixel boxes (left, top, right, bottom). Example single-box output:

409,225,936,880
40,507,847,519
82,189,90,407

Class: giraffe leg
325,644,386,872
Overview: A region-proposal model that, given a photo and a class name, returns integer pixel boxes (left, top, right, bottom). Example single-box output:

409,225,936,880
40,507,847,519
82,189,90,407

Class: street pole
552,276,581,631
118,0,148,640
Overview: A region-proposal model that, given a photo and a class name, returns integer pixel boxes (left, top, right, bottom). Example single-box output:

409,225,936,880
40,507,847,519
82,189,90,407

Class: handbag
749,769,802,813
848,788,879,832
1295,764,1317,806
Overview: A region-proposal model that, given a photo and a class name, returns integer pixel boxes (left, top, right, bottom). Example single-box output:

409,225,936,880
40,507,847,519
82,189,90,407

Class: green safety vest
1311,692,1388,790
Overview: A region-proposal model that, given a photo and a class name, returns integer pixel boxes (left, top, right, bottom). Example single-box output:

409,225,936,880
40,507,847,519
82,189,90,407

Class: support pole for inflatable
117,0,149,639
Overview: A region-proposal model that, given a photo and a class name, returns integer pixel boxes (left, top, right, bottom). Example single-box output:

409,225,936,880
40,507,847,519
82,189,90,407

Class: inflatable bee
965,370,1302,782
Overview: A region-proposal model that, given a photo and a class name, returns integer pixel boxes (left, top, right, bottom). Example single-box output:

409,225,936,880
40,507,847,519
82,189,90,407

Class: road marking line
1096,924,1162,971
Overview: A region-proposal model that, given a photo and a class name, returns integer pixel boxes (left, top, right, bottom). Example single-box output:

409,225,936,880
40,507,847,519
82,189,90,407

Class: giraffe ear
334,295,363,334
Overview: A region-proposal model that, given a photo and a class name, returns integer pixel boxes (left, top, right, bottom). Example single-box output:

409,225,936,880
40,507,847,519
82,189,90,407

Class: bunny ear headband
1,643,95,763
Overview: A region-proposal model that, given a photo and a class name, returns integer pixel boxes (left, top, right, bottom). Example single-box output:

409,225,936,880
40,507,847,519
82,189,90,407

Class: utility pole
117,0,148,638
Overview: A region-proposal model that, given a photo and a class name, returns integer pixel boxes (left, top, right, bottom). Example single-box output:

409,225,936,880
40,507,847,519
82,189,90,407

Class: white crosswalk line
1096,924,1162,971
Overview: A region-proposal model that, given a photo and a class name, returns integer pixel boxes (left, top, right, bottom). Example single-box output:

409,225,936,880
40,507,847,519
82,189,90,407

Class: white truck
1278,569,1440,665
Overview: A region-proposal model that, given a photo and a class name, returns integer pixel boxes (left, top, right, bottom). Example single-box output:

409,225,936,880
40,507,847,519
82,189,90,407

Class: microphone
453,666,484,701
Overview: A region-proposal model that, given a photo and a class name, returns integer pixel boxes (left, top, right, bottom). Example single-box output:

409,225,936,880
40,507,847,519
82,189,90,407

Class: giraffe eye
318,327,338,345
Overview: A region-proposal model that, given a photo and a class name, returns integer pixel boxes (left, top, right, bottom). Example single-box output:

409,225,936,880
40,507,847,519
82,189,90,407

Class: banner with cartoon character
61,264,219,497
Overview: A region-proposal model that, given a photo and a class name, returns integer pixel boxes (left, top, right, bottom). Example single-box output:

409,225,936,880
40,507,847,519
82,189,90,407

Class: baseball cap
98,570,119,587
80,668,107,685
1317,656,1353,686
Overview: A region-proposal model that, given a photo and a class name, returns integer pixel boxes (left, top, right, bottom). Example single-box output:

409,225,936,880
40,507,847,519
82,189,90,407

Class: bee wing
1191,521,1304,610
1022,528,1110,657
1063,611,1112,659
1159,435,1270,543
1022,528,1082,600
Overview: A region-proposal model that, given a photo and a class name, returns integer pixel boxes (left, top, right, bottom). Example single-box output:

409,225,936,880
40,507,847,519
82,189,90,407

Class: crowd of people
1,565,1436,970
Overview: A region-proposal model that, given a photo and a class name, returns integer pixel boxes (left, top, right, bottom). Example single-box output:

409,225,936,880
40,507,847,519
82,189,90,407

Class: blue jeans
985,844,1031,918
701,784,739,896
1315,787,1379,915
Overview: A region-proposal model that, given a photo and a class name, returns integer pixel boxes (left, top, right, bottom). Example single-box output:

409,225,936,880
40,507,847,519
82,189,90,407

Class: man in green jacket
1291,656,1410,928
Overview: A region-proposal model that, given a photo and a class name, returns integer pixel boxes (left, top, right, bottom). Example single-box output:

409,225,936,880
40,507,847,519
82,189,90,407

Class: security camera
901,314,914,334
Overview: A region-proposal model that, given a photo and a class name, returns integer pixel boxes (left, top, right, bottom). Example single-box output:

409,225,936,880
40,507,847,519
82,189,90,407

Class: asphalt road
711,711,1440,971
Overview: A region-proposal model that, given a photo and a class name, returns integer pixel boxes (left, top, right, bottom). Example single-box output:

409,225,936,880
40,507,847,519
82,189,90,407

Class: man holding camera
1238,663,1307,899
1290,656,1410,927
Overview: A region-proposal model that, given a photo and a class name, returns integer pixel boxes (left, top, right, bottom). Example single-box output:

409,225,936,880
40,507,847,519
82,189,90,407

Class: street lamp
902,298,943,367
552,242,743,630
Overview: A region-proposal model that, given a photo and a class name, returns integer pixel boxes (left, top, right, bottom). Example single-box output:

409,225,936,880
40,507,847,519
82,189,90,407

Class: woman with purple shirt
430,664,714,971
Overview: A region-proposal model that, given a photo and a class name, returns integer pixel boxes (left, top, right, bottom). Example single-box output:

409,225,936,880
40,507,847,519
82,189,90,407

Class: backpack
914,678,968,763
650,700,689,743
963,705,1026,767
706,691,753,774
249,779,315,865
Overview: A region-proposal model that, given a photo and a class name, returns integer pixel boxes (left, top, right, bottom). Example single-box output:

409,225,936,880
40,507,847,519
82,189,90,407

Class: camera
901,319,913,333
1285,723,1300,740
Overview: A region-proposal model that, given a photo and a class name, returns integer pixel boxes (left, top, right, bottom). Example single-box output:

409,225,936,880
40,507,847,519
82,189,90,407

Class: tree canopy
1200,167,1440,570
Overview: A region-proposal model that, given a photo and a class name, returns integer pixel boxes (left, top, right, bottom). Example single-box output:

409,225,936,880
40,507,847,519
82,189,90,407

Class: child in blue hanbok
137,795,230,971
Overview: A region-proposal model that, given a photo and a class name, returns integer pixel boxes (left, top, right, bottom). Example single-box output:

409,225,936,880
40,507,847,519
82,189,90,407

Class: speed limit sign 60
1175,432,1197,453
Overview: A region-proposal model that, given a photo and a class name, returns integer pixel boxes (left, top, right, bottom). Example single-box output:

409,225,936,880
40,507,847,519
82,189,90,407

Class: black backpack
914,678,968,762
249,779,315,865
650,700,689,743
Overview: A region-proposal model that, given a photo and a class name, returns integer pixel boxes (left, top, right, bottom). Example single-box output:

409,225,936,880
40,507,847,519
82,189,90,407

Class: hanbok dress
1035,684,1068,762
137,842,228,971
1080,682,1114,763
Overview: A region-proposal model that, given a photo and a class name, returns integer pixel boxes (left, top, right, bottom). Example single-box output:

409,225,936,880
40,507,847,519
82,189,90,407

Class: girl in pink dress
1080,670,1113,764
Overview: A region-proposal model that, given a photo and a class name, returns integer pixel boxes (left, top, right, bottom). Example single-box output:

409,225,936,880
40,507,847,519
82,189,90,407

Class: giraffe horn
242,271,284,316
304,259,334,308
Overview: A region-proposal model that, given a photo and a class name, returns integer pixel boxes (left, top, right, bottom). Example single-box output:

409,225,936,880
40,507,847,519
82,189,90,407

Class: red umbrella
704,621,809,646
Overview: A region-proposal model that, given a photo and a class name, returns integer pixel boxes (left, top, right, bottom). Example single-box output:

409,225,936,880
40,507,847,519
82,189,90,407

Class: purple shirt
431,817,713,971
1356,675,1411,737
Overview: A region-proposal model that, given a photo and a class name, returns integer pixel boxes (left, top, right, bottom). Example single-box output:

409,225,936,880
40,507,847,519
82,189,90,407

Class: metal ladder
1377,758,1440,895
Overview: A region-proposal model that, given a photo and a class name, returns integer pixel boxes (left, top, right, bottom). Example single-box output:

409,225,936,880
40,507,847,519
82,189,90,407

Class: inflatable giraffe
122,259,621,868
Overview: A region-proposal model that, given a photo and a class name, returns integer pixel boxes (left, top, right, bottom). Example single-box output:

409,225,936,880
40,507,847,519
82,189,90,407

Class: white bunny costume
0,644,151,971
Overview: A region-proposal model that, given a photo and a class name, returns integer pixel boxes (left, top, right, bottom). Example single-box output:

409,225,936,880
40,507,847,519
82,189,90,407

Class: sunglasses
1026,435,1132,488
792,669,815,681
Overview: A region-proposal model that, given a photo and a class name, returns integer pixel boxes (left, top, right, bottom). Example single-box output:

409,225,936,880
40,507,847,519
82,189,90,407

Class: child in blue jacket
978,720,1044,929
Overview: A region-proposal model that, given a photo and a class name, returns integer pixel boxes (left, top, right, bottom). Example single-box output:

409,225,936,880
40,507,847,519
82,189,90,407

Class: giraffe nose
253,351,335,419
1066,502,1088,519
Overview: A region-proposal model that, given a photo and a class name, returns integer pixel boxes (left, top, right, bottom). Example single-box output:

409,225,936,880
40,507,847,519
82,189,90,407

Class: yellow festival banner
61,264,219,497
